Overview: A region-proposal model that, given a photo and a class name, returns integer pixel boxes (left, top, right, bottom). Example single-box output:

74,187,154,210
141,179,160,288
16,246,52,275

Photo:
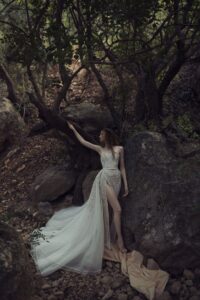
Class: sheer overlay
30,150,121,276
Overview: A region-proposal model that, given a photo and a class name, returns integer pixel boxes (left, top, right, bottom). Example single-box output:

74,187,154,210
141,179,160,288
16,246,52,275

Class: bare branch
0,64,21,106
25,0,32,33
33,0,50,32
53,65,85,112
0,0,16,14
0,19,28,35
27,66,44,103
26,91,97,145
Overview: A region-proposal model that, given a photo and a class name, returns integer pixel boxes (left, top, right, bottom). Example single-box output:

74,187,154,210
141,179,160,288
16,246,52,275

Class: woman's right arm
67,121,102,154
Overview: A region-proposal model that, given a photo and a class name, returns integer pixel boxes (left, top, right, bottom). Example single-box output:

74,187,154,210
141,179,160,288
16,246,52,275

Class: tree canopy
0,0,200,131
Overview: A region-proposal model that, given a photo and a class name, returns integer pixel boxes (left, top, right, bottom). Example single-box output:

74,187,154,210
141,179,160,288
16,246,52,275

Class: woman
30,122,129,276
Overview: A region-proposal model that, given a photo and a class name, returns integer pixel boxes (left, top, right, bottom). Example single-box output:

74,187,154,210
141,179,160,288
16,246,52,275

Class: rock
0,221,34,300
179,296,186,300
101,275,113,285
189,296,200,300
181,283,190,292
147,258,159,270
48,295,57,300
0,98,28,153
102,288,114,300
185,279,193,287
82,170,99,202
32,296,42,300
123,131,200,272
115,263,120,269
30,165,77,202
112,278,125,289
181,277,185,282
54,291,64,297
156,291,172,300
99,290,105,297
183,269,195,280
117,293,128,300
194,268,200,277
190,287,198,296
16,164,26,173
42,283,51,289
62,102,114,131
38,202,53,216
126,286,135,296
6,146,20,158
132,296,143,300
106,261,113,268
51,280,60,288
180,286,190,300
170,281,181,295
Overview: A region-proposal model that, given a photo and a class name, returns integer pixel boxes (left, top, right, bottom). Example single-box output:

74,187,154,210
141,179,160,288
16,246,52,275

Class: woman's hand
122,187,129,197
67,120,75,130
66,120,102,153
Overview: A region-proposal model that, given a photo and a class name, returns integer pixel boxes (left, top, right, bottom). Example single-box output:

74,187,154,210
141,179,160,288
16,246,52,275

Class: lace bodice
100,150,120,170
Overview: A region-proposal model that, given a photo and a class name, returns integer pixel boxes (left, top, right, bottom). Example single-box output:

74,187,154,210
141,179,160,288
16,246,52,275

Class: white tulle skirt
30,168,121,276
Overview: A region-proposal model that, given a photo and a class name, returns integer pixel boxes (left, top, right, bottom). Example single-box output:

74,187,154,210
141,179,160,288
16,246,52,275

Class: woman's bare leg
105,183,127,253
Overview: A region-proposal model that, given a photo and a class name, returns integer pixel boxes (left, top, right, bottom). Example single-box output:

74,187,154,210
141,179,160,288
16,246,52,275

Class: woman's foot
117,237,127,253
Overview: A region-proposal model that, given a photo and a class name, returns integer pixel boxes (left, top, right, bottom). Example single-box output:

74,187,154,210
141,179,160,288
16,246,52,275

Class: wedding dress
30,149,121,276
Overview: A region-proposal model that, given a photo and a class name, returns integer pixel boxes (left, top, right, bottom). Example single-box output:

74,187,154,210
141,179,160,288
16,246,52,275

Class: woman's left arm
119,146,129,197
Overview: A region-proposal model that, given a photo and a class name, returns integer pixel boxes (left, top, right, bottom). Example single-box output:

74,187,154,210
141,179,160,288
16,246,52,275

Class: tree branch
0,19,28,35
26,92,97,145
53,65,85,112
0,0,16,14
27,65,44,103
84,1,120,130
33,0,50,32
0,64,21,106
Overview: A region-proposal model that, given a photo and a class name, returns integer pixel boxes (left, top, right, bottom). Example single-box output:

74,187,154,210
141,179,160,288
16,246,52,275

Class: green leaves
0,0,75,66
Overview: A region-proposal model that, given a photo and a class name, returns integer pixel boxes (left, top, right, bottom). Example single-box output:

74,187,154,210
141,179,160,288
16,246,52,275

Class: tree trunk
84,1,121,132
0,64,21,108
135,71,162,123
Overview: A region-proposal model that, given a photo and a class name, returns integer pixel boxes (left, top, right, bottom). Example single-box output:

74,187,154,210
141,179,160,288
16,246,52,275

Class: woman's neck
104,143,110,149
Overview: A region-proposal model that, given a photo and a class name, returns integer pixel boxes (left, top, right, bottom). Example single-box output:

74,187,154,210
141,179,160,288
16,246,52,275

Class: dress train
30,150,121,276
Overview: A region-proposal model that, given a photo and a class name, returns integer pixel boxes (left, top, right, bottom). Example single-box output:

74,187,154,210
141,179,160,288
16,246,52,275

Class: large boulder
30,165,77,203
62,102,114,131
0,97,27,153
0,222,34,300
82,170,99,202
123,131,200,273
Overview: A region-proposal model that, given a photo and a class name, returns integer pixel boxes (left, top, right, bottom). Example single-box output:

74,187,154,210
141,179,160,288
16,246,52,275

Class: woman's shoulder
114,145,123,153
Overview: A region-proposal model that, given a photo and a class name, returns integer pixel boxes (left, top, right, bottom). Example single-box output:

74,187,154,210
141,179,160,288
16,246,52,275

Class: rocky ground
1,139,200,300
0,137,148,300
0,66,200,300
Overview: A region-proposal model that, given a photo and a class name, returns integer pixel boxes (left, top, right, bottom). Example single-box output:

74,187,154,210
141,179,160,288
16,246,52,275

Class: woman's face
99,130,106,143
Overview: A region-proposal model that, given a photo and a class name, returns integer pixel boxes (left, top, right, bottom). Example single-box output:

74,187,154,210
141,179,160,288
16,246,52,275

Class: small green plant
132,122,147,133
147,119,159,131
1,212,12,222
29,228,48,246
191,131,200,140
176,113,193,136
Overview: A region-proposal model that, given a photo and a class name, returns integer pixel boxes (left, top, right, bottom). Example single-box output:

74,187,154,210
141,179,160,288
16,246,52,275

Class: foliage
177,113,192,131
176,113,196,137
29,228,48,246
0,0,200,131
0,211,12,223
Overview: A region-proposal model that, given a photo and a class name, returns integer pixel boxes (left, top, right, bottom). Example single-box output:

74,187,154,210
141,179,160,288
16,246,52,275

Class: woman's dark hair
101,128,120,157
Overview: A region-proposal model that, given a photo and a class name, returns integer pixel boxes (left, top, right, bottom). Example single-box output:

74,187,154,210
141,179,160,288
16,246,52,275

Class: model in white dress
30,123,129,276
